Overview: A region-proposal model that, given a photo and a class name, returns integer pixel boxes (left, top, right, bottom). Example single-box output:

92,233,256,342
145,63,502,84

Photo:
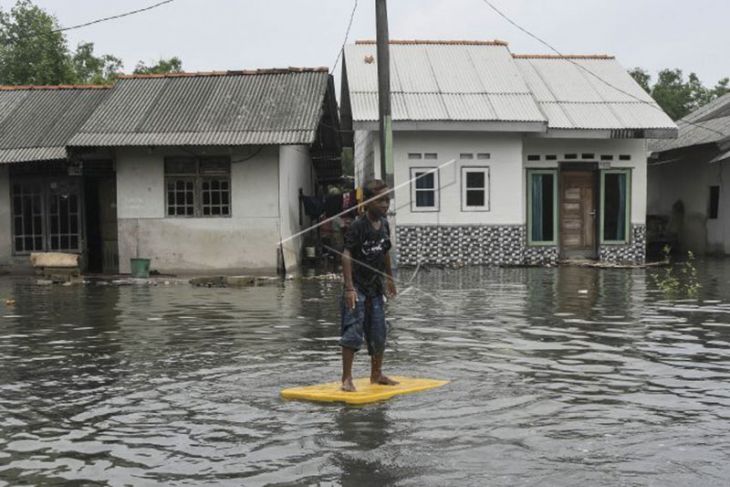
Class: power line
331,0,359,74
480,0,727,139
279,158,458,246
53,0,176,34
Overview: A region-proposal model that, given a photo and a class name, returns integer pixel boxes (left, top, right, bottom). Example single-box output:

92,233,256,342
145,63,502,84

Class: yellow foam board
281,376,449,405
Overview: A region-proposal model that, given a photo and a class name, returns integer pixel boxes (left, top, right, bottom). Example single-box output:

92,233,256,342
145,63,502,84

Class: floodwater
1,261,730,487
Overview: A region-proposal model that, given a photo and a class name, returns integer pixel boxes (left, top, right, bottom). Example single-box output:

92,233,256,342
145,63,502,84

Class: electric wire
53,0,176,33
331,0,359,74
480,0,727,139
278,158,457,246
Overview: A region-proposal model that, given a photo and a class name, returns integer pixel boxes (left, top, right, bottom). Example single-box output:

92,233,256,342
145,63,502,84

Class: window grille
165,157,231,217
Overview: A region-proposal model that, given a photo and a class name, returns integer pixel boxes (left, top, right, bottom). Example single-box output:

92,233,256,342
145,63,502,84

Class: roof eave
0,147,67,164
535,127,678,140
353,120,547,132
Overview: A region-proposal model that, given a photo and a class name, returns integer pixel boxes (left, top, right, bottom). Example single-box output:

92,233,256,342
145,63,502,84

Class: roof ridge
0,84,111,91
513,54,615,60
118,67,329,79
355,39,508,46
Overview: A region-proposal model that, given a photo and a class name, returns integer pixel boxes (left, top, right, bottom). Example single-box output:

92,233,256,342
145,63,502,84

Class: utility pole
375,0,393,190
375,0,397,270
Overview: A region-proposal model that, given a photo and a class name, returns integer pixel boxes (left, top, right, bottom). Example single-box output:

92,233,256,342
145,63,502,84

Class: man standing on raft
340,179,398,392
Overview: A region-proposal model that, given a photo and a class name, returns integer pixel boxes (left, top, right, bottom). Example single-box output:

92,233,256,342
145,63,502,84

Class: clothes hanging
301,195,324,219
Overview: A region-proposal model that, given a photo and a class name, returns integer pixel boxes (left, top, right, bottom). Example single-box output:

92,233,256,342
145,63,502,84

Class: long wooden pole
375,0,396,266
375,0,393,189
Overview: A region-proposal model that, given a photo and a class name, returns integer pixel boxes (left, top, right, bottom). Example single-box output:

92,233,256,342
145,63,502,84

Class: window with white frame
165,156,231,217
410,167,439,211
461,166,490,211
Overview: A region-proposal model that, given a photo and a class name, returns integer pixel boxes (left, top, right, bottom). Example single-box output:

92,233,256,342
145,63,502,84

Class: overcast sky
3,0,728,86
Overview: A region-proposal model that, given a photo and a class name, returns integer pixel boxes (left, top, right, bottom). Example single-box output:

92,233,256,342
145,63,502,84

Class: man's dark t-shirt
344,215,391,297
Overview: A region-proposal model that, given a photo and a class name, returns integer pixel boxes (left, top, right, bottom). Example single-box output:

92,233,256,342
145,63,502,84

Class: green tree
72,42,123,84
133,57,183,75
0,0,74,84
652,69,695,120
629,67,730,120
0,0,128,85
628,67,651,94
712,77,730,99
0,1,183,85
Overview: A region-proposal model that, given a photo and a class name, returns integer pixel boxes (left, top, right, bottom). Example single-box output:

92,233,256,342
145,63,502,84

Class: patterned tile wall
599,225,647,265
397,225,525,266
397,224,646,266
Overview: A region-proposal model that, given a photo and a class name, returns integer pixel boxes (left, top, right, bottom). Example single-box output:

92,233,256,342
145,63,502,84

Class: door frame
558,162,599,260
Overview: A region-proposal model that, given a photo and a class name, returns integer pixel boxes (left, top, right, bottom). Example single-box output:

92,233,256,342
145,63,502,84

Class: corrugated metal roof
0,87,109,163
345,42,545,124
0,147,66,163
70,69,331,147
650,93,730,153
345,41,676,134
514,57,675,132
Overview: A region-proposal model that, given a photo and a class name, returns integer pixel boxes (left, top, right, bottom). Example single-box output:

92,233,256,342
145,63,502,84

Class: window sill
461,208,490,212
165,215,232,219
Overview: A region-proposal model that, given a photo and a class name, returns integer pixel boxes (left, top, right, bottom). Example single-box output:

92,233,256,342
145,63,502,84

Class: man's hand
386,278,397,299
345,289,357,310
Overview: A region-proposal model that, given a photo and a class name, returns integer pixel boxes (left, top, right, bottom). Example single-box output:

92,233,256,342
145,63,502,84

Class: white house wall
648,158,730,254
115,147,282,274
0,166,10,267
392,134,648,266
394,131,524,226
523,138,648,224
278,145,314,273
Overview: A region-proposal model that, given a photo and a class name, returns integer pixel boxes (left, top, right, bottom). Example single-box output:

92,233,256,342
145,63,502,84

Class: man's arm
342,249,354,290
343,249,357,309
384,252,397,298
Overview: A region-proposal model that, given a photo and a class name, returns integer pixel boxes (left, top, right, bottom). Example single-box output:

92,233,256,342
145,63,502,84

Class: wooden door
560,171,596,259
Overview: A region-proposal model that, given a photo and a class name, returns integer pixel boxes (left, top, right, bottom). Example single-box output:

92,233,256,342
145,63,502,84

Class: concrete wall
0,165,10,267
648,155,730,254
116,147,284,274
523,138,648,224
393,131,524,225
278,145,314,273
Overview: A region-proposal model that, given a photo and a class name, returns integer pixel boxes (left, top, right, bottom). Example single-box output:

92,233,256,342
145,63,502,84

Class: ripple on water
1,265,730,485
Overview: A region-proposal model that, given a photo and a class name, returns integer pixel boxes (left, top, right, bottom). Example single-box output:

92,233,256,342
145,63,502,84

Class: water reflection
1,260,730,485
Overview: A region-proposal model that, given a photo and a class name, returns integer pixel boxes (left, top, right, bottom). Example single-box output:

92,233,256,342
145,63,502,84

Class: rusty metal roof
0,86,110,163
70,69,332,147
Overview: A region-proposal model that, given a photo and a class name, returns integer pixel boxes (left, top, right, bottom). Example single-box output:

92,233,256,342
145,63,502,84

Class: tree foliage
630,67,730,120
0,0,74,84
71,42,123,84
133,57,183,75
0,0,181,85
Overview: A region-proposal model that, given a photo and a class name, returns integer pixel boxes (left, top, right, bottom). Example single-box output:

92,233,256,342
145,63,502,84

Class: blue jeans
340,289,387,356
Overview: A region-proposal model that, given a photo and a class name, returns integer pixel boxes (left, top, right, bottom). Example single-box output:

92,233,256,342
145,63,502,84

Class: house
340,40,677,266
648,93,730,255
0,85,111,272
1,68,341,275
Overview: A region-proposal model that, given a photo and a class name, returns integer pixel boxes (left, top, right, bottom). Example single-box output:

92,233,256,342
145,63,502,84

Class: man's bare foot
371,374,399,386
341,377,357,392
